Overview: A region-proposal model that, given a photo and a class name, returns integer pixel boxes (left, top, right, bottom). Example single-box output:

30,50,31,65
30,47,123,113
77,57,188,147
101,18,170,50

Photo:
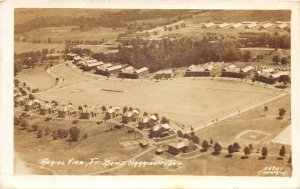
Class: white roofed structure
97,63,112,70
120,66,135,73
241,66,254,73
277,23,288,29
246,23,257,29
262,23,272,29
135,67,149,74
218,23,229,28
106,65,123,72
87,61,104,68
232,23,243,28
204,23,215,28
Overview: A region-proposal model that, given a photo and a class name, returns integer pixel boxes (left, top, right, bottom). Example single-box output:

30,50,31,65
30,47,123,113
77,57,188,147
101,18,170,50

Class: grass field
14,42,65,54
239,130,270,142
108,147,292,176
14,110,144,175
15,66,56,91
35,70,278,126
23,26,125,43
50,64,98,87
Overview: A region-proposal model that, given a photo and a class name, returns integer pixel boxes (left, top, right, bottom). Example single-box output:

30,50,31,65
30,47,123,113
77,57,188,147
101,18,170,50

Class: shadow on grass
211,152,220,156
225,154,233,158
277,157,283,160
241,156,249,159
200,149,207,153
258,157,266,160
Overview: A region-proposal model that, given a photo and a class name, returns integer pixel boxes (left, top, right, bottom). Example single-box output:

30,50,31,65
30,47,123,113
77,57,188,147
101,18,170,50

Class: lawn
14,112,145,175
15,66,56,91
108,147,292,176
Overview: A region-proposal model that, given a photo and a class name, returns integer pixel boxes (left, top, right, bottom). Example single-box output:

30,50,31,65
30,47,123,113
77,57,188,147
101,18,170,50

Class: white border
1,0,300,188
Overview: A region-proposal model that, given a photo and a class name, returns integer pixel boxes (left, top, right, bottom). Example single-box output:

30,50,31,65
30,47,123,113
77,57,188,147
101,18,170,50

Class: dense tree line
239,32,290,49
15,10,195,35
14,49,60,74
92,37,244,72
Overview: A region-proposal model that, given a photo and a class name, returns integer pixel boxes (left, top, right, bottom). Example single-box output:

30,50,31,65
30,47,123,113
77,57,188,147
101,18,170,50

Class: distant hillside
186,10,291,23
14,9,198,34
15,9,109,25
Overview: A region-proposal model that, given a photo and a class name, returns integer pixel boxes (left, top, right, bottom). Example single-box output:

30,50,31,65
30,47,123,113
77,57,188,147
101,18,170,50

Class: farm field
186,10,291,24
36,74,279,126
75,44,119,54
14,110,145,175
23,26,126,43
15,66,56,91
14,42,65,53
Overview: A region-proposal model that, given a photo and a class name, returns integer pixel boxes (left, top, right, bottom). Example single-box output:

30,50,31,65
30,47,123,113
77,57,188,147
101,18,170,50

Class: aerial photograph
13,9,291,176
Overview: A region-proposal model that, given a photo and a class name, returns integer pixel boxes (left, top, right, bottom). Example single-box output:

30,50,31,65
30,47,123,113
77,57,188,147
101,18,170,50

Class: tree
278,108,286,119
177,130,184,137
161,117,169,124
202,140,209,151
28,94,35,100
14,79,21,87
264,106,268,116
244,146,250,157
249,144,254,152
279,75,290,84
44,127,50,135
191,135,200,144
183,133,191,140
280,57,287,65
123,106,128,113
233,142,241,152
228,145,235,155
32,124,39,132
20,120,29,129
279,145,286,159
83,133,88,139
243,51,252,62
272,55,280,64
261,147,268,159
213,142,222,155
102,106,106,112
69,126,80,141
37,129,43,138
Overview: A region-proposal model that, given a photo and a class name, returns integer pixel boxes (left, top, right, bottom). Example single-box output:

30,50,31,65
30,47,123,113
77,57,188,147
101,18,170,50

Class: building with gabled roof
168,139,195,155
154,70,174,79
255,71,289,84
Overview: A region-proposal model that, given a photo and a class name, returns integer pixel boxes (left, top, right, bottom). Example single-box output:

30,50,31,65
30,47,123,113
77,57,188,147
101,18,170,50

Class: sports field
36,75,278,126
